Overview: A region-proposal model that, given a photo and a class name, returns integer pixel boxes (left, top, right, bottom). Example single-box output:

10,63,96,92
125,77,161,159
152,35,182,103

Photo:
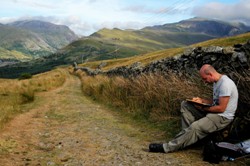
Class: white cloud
2,0,248,36
2,0,196,35
9,0,56,10
192,0,250,25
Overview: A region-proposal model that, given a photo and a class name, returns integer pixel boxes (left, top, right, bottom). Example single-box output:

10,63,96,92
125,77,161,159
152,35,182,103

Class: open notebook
186,99,211,107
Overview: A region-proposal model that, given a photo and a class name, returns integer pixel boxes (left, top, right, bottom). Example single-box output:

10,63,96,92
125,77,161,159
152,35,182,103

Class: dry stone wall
103,40,250,122
74,40,250,124
105,40,250,78
74,40,250,81
74,40,250,142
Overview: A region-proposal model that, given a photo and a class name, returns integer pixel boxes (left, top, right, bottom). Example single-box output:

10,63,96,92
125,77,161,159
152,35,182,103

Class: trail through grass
0,69,247,166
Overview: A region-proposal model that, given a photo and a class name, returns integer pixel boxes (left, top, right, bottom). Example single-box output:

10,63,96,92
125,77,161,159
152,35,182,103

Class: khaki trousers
163,101,232,153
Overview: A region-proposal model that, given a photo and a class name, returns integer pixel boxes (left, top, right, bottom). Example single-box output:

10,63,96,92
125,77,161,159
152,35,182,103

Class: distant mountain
1,17,250,78
8,20,78,48
146,17,250,37
0,20,78,61
59,17,250,62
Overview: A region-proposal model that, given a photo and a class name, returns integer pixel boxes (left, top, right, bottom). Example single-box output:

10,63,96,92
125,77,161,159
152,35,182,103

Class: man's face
200,73,213,83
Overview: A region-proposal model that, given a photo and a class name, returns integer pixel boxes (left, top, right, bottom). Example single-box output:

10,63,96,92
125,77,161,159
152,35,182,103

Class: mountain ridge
1,31,249,79
143,17,250,37
0,20,79,61
1,17,250,78
59,17,250,63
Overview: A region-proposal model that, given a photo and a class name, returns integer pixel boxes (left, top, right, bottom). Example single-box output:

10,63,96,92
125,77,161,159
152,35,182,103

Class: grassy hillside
0,47,31,60
62,28,213,63
91,28,180,51
1,32,249,79
80,32,250,70
60,18,250,63
0,25,54,57
9,20,78,50
192,32,250,47
60,38,139,62
0,68,67,129
1,18,249,63
0,20,78,60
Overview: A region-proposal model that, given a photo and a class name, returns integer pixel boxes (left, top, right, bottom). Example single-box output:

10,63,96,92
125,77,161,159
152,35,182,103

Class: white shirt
213,75,238,119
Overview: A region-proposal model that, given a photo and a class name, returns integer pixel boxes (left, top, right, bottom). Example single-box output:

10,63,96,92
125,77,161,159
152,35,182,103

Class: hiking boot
149,143,165,153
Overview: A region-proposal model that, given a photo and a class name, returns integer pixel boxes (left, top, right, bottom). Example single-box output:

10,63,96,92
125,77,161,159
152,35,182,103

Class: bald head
199,64,221,83
200,64,216,75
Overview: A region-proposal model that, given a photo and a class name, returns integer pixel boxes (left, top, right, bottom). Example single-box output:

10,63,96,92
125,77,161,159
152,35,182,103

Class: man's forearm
201,98,213,104
204,105,225,113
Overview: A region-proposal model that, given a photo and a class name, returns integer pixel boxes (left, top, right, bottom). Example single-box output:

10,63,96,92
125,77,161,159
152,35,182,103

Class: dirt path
0,72,242,166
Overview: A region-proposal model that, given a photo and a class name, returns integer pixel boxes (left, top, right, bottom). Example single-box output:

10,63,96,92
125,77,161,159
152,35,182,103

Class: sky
0,0,249,36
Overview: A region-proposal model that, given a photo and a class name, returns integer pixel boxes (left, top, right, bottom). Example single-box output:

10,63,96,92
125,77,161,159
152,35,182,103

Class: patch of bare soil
0,72,247,166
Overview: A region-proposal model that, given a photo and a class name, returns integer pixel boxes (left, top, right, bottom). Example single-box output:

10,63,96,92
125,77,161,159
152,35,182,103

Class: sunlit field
0,68,67,129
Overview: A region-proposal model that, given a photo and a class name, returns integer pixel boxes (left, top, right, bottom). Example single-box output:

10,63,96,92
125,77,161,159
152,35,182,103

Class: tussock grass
75,33,250,137
0,68,67,129
76,70,212,137
76,70,211,123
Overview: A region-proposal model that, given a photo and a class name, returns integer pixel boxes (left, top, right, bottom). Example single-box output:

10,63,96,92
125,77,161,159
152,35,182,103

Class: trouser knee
180,101,192,113
181,100,187,107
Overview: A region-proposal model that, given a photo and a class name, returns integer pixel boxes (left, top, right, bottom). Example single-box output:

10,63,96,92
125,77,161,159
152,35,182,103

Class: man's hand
192,97,203,103
191,97,209,111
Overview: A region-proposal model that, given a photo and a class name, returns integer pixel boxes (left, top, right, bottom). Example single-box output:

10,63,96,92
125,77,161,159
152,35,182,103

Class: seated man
149,64,239,153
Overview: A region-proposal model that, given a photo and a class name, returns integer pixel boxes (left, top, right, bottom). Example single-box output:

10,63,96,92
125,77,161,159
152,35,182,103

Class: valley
1,1,250,165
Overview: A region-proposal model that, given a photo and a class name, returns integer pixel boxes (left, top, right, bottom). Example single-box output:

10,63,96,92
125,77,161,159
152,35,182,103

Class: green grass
0,47,31,60
93,28,167,50
0,69,67,129
75,72,212,137
191,32,250,47
61,27,218,64
81,32,250,70
74,32,250,140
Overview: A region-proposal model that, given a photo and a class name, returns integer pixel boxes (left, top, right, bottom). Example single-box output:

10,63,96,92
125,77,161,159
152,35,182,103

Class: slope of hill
59,18,250,63
0,47,31,60
1,18,250,78
0,24,52,58
146,17,250,36
0,20,78,61
1,31,249,79
80,32,250,71
8,20,78,49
